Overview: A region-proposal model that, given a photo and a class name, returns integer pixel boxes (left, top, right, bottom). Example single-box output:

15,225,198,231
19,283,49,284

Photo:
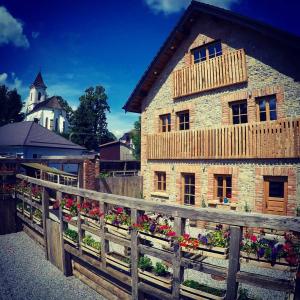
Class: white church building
25,72,69,134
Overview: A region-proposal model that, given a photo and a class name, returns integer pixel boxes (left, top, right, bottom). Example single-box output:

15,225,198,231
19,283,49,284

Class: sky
0,0,299,137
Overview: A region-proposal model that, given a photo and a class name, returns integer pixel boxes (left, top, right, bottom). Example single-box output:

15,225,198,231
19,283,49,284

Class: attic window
192,41,222,64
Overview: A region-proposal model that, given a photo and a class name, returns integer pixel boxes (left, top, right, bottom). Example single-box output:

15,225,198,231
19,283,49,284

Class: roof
123,0,300,113
99,140,131,148
31,72,47,89
21,162,76,177
27,96,64,115
0,121,85,150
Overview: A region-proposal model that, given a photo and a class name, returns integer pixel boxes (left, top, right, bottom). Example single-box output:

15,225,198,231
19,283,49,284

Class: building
0,121,85,158
25,72,69,134
99,140,135,161
123,1,300,216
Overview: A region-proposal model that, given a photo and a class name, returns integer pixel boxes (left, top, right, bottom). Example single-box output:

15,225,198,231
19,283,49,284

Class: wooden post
42,187,49,259
131,208,139,300
77,195,83,255
226,226,242,300
100,202,109,267
58,191,72,276
78,162,84,189
172,216,185,299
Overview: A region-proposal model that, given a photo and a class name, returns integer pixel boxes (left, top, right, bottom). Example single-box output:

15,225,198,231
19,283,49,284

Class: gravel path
0,232,106,300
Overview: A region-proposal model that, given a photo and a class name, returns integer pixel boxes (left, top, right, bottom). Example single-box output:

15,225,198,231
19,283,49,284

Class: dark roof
31,72,47,89
99,140,131,149
0,121,85,150
27,96,64,115
123,0,300,113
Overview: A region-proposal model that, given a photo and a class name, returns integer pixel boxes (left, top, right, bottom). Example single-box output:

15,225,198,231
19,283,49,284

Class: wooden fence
14,173,300,300
173,49,247,98
147,117,300,160
98,176,143,198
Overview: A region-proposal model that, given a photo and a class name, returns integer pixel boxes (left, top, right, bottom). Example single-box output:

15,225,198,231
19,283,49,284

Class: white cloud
0,6,29,48
0,73,8,83
31,31,40,39
144,0,239,14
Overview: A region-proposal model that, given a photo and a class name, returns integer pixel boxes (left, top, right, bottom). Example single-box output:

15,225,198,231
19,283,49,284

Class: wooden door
263,176,287,215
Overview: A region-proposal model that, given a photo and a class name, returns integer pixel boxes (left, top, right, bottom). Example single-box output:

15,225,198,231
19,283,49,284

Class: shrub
64,228,78,242
153,262,169,277
82,235,101,250
33,209,42,219
138,256,153,271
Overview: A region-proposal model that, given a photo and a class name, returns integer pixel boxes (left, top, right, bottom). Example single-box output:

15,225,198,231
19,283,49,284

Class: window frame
230,100,248,125
214,174,232,200
256,95,277,122
191,40,222,64
154,171,166,192
159,113,171,133
182,173,195,205
176,110,190,131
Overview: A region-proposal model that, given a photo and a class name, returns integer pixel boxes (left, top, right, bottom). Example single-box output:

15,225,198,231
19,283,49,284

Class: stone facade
139,14,300,216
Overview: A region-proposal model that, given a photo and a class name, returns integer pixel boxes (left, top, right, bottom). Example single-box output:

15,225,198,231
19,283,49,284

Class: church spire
30,71,47,89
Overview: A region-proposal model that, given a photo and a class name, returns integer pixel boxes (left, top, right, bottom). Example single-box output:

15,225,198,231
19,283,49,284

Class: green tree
70,85,115,150
0,85,24,126
131,117,141,160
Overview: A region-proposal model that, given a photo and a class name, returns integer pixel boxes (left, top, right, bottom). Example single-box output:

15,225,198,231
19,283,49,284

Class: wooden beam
138,282,171,300
138,244,173,262
131,208,139,300
42,187,49,259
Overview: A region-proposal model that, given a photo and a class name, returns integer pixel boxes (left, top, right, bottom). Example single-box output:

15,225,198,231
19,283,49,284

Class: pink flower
250,235,257,243
183,233,190,240
116,207,123,214
166,231,176,237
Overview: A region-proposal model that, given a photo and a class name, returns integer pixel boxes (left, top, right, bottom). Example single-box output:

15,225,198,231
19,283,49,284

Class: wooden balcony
173,49,247,98
146,117,300,160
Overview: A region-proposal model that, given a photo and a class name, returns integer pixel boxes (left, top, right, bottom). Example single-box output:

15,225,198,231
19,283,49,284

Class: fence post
131,208,139,300
42,187,49,259
58,191,72,276
100,202,109,268
77,195,83,255
226,225,242,300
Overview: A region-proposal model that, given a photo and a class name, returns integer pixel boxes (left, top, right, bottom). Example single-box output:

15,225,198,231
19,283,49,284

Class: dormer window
192,41,222,64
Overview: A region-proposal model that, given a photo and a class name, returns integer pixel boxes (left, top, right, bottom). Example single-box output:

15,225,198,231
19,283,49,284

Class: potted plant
60,197,78,216
16,202,23,213
138,256,172,290
79,202,103,229
31,186,42,203
178,225,229,259
240,231,299,271
23,204,31,218
33,209,42,225
133,214,176,248
105,207,131,239
106,252,131,272
180,280,226,300
63,228,79,247
81,235,101,257
15,181,30,197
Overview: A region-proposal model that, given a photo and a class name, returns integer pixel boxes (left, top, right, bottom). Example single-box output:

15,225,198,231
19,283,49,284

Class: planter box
106,252,131,272
62,208,71,214
105,220,130,239
139,231,172,248
138,269,172,290
82,215,100,229
33,216,42,226
240,252,297,272
16,207,23,213
81,243,101,258
63,234,78,247
181,245,228,259
23,210,31,218
32,196,41,203
180,284,225,300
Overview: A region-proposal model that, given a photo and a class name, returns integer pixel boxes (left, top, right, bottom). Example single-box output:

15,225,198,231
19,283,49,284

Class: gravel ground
0,232,106,300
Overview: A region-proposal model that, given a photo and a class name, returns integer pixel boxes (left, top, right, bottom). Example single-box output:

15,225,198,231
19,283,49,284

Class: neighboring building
0,121,85,158
99,140,135,161
25,72,69,134
120,132,135,149
123,1,300,215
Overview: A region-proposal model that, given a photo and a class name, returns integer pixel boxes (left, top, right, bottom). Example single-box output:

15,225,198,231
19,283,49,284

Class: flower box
23,210,31,218
82,215,100,229
106,252,131,272
33,216,42,226
240,252,298,271
138,269,172,290
81,243,101,258
138,231,172,248
180,284,225,300
181,245,228,259
105,220,131,239
62,208,71,214
63,234,78,247
32,196,41,203
16,207,23,213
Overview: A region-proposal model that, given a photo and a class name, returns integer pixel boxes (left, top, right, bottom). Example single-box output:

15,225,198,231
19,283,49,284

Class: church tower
27,72,47,113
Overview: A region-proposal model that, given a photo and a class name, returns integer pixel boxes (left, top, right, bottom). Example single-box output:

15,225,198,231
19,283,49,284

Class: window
230,101,248,125
177,110,190,130
215,175,232,200
63,121,66,133
155,171,166,192
257,95,277,122
159,114,171,132
183,173,195,205
45,118,49,129
38,92,41,101
55,118,58,131
50,119,54,130
192,41,222,64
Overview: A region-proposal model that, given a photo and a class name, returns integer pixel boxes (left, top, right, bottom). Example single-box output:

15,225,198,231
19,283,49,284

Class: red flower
166,231,176,237
65,215,72,222
250,235,257,243
116,207,123,214
77,203,81,210
183,233,190,240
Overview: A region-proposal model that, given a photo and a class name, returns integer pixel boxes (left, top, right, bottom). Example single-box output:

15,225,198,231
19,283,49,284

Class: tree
0,85,24,126
131,117,141,160
56,95,73,122
70,85,115,150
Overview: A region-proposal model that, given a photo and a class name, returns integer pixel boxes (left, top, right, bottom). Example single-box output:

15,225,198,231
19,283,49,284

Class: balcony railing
146,117,300,160
173,49,247,98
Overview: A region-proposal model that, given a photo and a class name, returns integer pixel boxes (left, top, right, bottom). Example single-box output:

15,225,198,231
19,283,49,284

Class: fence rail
14,174,300,300
173,49,247,98
147,117,300,160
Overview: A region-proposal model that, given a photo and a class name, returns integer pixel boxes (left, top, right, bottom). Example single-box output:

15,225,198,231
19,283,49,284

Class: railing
15,174,300,300
147,117,300,159
173,49,247,98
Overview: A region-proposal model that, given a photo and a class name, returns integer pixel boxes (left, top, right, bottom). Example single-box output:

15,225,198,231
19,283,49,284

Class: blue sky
0,0,299,137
